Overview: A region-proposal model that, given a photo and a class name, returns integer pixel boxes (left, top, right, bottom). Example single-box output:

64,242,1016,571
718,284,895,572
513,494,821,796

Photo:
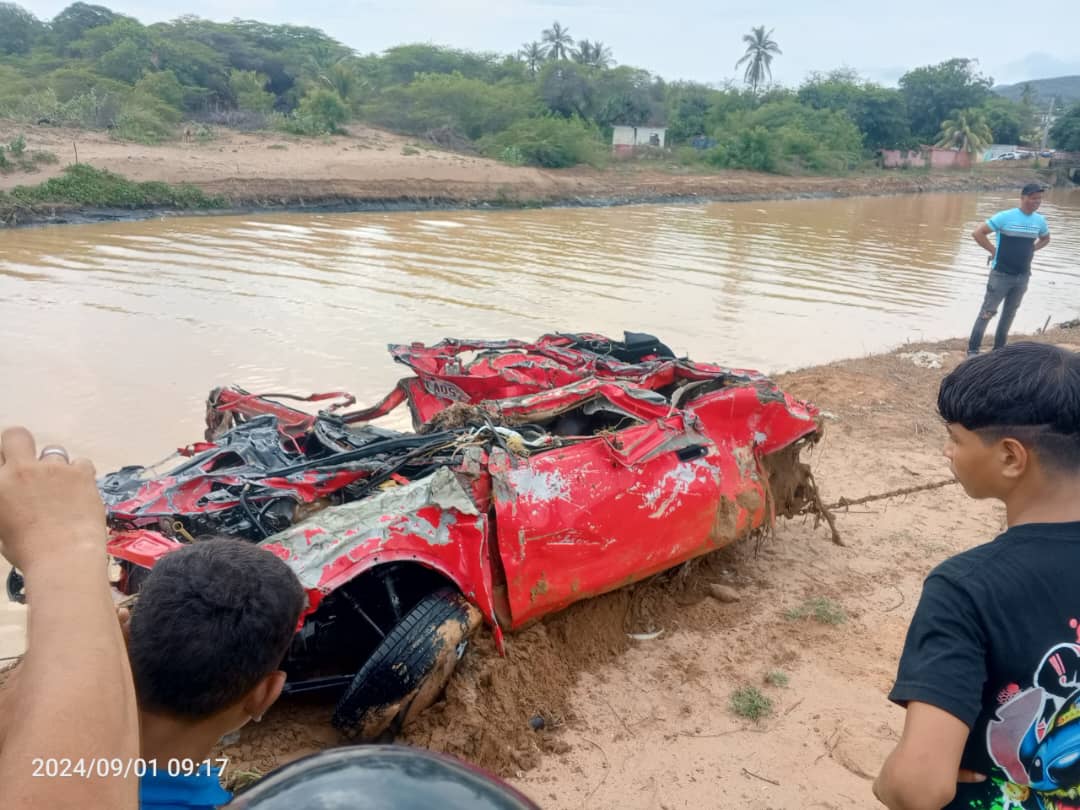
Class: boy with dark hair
875,342,1080,810
129,538,306,810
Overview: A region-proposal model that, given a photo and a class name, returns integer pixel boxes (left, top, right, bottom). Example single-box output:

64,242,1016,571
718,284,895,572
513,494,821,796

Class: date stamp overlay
32,758,229,780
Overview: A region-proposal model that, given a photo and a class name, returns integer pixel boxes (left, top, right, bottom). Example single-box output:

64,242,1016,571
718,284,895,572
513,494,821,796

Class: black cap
1022,183,1046,196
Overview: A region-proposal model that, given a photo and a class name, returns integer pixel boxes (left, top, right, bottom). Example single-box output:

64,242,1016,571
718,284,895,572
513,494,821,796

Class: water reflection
1,187,1078,468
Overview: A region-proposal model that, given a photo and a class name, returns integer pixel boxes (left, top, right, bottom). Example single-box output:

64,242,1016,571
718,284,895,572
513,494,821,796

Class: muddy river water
1,188,1078,655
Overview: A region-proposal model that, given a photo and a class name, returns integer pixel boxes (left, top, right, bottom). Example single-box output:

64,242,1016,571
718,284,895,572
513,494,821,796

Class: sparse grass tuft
784,597,847,625
730,686,773,721
765,670,790,688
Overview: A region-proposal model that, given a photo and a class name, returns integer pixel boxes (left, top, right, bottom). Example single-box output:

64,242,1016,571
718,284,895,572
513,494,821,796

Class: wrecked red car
18,333,823,739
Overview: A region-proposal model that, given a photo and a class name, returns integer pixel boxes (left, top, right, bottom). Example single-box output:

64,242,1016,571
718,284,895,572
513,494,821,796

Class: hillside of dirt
208,326,1080,809
0,121,1054,226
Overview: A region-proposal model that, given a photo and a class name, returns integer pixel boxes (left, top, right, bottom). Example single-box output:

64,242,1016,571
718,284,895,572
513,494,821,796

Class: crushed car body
87,332,823,737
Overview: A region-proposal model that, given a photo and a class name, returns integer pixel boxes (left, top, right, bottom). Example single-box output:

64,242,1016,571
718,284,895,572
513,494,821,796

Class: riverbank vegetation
0,2,1076,173
0,163,223,223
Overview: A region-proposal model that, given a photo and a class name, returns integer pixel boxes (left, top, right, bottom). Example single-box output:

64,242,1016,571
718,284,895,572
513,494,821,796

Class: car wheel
6,568,25,604
332,587,481,741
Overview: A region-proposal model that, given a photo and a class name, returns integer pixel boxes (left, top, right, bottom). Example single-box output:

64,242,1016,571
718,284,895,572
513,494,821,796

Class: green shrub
483,115,605,168
280,89,350,136
9,135,26,157
730,686,773,721
6,164,223,209
706,126,779,173
228,69,275,114
134,70,187,110
114,101,176,143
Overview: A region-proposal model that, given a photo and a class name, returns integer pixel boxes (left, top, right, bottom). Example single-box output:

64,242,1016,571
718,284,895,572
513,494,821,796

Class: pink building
880,147,974,169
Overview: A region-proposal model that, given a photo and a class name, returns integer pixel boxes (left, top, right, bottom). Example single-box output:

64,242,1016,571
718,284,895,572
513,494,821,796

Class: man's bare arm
972,223,997,258
1035,234,1050,251
874,701,974,810
0,428,138,810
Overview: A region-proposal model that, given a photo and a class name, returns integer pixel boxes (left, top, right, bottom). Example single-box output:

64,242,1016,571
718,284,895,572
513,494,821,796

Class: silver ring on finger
39,446,71,463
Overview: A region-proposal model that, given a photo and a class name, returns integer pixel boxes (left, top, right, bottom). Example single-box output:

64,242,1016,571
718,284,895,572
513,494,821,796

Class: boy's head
128,538,305,729
938,342,1080,498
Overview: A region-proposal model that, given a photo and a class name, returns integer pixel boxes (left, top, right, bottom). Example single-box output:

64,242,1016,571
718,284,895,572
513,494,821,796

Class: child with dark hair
128,538,306,810
875,342,1080,810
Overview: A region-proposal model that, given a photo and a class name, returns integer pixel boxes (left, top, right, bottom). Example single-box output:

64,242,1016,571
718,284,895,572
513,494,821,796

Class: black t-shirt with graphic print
890,522,1080,810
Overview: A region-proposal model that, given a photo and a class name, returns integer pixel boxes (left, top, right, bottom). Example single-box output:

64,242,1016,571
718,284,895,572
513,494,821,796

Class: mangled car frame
31,333,824,738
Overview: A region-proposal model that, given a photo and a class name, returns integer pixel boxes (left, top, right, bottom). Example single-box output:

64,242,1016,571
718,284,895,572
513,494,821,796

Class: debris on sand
898,351,945,369
707,584,741,603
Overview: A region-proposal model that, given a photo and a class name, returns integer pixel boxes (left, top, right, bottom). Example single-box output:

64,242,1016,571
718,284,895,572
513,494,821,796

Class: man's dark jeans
968,270,1029,354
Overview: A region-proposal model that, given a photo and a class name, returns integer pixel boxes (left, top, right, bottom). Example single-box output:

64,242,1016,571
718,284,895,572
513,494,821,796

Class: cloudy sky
19,0,1080,88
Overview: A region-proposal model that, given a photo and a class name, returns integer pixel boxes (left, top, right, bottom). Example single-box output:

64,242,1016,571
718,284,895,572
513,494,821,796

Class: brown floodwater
2,188,1078,471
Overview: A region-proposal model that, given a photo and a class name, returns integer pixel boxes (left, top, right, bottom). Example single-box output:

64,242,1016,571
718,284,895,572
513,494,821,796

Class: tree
314,58,365,106
228,69,275,112
574,40,613,69
98,40,153,84
50,2,118,51
982,97,1025,145
593,67,657,127
539,61,595,118
899,58,992,141
798,69,911,149
935,108,992,153
1049,103,1080,151
0,2,44,55
734,26,781,96
541,21,573,61
134,69,186,109
293,87,349,134
666,82,716,141
519,42,545,78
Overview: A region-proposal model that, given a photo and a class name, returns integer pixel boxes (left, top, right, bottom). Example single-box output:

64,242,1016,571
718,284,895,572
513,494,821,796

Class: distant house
612,125,667,156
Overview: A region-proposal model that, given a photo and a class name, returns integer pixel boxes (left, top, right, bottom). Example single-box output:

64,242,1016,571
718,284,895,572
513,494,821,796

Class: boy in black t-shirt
875,342,1080,810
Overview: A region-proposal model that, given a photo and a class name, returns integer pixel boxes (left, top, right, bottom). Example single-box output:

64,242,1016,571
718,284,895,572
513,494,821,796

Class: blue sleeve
987,211,1009,232
888,573,988,728
1039,216,1049,237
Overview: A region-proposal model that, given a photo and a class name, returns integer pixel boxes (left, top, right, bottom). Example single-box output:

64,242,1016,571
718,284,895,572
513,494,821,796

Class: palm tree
319,59,365,104
541,21,573,61
519,41,546,78
936,108,993,153
734,26,781,95
574,39,614,69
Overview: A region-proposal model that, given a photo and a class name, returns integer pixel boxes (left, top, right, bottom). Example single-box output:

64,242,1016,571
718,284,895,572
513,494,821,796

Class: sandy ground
196,328,1077,808
0,121,1043,214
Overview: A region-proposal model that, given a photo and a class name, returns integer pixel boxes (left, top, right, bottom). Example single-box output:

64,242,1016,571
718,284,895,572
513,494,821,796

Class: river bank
0,121,1059,227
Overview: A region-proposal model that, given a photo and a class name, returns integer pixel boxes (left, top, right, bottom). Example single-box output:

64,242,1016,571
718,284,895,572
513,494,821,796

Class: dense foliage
1050,104,1080,152
0,4,1052,171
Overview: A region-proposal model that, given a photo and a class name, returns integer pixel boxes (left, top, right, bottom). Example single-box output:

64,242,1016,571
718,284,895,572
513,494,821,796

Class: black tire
6,568,25,604
332,587,481,741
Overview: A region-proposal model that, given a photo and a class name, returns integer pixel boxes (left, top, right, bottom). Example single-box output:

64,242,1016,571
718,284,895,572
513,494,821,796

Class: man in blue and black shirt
967,183,1051,356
